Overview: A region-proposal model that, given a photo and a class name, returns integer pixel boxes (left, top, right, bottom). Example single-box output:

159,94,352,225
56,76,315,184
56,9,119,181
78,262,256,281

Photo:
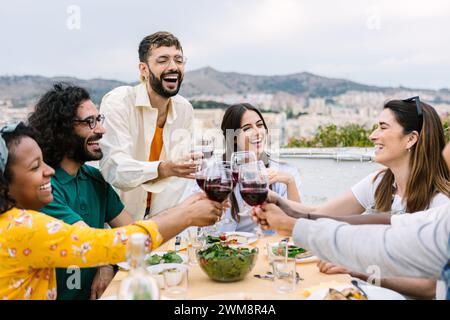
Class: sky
1,0,449,89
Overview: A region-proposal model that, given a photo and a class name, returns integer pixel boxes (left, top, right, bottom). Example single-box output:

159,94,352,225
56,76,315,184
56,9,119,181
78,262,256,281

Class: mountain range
1,67,449,108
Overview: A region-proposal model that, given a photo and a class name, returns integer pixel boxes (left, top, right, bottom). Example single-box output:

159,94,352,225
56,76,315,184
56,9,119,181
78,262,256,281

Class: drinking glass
163,265,189,300
194,158,210,191
231,151,257,189
192,134,214,159
239,160,269,237
231,152,257,217
204,161,233,233
186,227,203,266
271,244,296,294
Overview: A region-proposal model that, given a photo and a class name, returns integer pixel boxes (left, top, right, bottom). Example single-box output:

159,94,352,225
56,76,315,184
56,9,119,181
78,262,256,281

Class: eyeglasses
73,114,105,130
151,55,187,68
402,96,423,130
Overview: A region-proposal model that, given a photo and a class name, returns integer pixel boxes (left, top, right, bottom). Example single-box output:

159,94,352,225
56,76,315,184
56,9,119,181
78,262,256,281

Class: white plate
224,231,258,245
306,283,406,300
267,242,318,264
117,251,188,270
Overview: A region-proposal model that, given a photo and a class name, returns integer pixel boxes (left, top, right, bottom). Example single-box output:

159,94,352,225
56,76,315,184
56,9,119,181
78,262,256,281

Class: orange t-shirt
147,126,164,209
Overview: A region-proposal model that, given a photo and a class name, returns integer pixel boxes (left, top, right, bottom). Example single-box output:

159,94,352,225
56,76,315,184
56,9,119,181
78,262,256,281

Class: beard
66,132,103,164
148,67,183,98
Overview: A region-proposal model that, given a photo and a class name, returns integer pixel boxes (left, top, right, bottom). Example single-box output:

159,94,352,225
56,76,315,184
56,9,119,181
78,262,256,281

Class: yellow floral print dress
0,207,163,300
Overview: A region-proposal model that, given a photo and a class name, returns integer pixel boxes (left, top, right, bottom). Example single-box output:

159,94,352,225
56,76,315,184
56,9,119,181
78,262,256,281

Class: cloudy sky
1,0,449,89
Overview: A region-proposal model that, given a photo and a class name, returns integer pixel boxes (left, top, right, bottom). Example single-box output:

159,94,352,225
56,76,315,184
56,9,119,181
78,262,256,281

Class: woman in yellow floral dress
0,123,222,300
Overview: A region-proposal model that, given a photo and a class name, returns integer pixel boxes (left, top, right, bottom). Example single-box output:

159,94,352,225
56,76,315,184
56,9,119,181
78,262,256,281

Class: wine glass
231,151,257,216
239,160,269,237
194,158,209,191
231,151,257,187
191,134,214,159
204,161,233,234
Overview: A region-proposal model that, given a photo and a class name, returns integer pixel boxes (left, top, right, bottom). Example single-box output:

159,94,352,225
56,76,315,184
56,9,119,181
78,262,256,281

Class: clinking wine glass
231,151,257,217
231,151,257,189
239,160,269,237
204,161,233,234
194,158,210,191
213,161,232,225
191,135,214,160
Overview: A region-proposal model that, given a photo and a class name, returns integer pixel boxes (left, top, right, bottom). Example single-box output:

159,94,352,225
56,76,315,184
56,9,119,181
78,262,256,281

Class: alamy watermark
66,5,81,30
366,5,381,31
66,265,81,290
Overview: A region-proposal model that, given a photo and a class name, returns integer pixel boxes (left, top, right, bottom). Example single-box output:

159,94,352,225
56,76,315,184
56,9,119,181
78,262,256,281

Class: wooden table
101,234,351,300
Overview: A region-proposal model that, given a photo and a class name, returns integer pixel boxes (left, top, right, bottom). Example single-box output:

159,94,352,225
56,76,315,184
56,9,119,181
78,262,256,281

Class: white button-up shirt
99,83,194,220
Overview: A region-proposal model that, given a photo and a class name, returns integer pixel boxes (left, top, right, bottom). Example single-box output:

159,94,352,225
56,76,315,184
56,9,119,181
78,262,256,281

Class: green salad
197,243,258,282
272,244,308,258
206,235,221,244
145,251,183,265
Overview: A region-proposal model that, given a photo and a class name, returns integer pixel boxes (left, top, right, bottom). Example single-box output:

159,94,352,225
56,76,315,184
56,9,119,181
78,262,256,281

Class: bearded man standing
99,31,198,220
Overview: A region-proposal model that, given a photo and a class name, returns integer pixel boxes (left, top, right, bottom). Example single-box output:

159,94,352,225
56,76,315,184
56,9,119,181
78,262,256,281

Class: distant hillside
180,66,386,97
0,75,129,107
1,68,449,108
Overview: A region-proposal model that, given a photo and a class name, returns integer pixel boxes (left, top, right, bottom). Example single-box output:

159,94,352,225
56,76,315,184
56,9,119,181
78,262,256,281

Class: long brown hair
374,99,450,213
221,103,269,221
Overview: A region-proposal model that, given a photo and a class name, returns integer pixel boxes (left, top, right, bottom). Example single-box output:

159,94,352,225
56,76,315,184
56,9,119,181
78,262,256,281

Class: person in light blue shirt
221,158,302,233
221,103,302,233
184,103,302,234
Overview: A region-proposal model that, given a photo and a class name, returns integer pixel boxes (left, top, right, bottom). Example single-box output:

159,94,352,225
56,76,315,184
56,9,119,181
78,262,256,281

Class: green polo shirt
40,164,124,300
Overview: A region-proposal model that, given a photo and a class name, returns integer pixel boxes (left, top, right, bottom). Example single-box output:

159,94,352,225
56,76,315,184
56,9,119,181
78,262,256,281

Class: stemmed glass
239,160,269,237
231,151,257,216
204,161,233,234
191,135,214,159
194,158,209,191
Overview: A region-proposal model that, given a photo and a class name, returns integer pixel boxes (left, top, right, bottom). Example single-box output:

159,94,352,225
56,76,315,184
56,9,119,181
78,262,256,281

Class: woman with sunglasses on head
0,123,221,300
266,98,450,299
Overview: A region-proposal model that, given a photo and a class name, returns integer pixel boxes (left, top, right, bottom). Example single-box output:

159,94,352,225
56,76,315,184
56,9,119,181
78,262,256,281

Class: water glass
187,228,203,266
271,244,296,294
163,265,189,300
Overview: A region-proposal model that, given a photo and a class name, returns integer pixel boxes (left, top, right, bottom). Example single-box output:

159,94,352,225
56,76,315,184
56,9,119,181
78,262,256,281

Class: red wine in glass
232,170,239,188
240,182,268,206
205,182,232,202
196,177,206,190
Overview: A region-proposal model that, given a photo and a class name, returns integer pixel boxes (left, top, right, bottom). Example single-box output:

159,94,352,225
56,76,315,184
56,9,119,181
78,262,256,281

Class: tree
286,123,375,147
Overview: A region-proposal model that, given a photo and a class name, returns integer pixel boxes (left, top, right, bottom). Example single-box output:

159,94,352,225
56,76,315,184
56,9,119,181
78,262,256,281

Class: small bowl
147,263,188,289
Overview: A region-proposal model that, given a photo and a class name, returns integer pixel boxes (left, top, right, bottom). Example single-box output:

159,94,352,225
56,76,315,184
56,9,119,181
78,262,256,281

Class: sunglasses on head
402,96,424,132
402,96,423,118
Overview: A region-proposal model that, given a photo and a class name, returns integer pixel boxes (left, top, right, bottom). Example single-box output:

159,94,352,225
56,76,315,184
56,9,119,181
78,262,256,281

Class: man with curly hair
27,83,134,300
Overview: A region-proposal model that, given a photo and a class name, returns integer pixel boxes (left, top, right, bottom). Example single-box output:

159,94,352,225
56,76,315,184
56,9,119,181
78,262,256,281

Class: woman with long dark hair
219,103,302,232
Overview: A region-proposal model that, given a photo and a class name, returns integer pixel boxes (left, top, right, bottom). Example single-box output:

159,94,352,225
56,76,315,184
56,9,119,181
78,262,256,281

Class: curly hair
27,83,90,168
0,123,39,214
